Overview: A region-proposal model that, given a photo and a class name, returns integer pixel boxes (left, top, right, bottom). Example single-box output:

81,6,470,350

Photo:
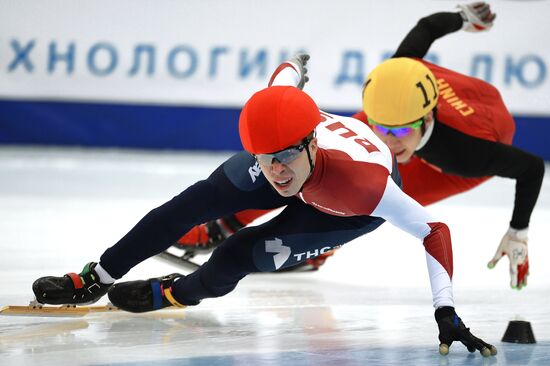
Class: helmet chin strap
305,143,315,176
416,109,436,151
297,144,315,194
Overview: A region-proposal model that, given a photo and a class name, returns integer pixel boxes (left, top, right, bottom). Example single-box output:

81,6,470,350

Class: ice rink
1,146,549,366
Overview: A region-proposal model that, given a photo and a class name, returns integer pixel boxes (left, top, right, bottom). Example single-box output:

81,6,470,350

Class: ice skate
32,262,112,305
0,299,119,317
159,217,244,269
108,273,187,313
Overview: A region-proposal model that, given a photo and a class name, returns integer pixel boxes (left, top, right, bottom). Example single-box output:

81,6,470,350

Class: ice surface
1,147,549,366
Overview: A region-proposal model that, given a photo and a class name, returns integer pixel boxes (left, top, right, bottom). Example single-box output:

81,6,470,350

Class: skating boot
174,215,245,252
108,273,187,313
32,262,112,305
159,216,245,269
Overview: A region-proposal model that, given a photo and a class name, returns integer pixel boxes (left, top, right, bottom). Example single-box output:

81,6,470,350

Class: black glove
435,306,497,357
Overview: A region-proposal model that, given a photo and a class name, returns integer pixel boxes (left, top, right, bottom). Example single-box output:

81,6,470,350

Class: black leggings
100,151,400,305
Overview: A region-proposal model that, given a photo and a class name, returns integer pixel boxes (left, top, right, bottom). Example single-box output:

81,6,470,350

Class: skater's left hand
288,53,310,90
457,2,496,32
487,227,529,289
435,306,497,357
268,53,310,90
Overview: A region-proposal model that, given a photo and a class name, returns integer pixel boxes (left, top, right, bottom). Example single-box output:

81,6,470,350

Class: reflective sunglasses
368,117,424,138
255,138,312,166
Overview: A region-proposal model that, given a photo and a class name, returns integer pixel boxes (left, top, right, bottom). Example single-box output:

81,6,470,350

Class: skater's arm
393,12,463,59
464,141,544,230
418,124,545,229
268,54,309,89
368,177,498,356
371,177,454,309
418,125,544,290
393,2,495,59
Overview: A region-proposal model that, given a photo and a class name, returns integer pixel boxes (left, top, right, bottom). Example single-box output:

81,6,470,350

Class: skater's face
257,137,318,197
371,111,434,164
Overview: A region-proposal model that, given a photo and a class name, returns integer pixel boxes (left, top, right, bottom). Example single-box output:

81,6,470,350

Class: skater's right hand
487,227,529,289
457,2,496,32
435,307,497,357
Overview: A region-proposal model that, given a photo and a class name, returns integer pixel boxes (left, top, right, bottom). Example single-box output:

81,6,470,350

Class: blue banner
1,99,548,160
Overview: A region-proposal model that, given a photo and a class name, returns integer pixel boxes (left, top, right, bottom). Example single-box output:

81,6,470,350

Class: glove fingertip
481,345,498,357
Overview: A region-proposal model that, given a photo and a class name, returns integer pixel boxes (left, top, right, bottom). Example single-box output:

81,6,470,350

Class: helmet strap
416,116,435,151
305,141,315,175
421,107,437,137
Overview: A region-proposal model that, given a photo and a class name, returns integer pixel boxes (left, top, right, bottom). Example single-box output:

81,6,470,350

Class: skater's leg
33,152,290,305
100,151,291,279
106,157,401,312
174,209,271,250
170,201,385,305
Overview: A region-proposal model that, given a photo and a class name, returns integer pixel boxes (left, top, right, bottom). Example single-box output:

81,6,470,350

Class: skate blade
0,301,119,317
156,251,202,270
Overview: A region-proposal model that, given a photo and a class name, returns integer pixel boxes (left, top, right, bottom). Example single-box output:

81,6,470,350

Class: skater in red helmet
170,2,543,289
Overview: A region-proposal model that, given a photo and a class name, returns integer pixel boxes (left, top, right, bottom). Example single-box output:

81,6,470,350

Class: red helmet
239,86,322,154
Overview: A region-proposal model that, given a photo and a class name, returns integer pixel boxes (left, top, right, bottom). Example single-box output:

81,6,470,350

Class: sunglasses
255,138,312,166
368,117,424,138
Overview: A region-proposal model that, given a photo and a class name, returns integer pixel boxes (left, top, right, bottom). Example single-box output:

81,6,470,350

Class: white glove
457,2,496,32
288,53,310,90
487,227,529,289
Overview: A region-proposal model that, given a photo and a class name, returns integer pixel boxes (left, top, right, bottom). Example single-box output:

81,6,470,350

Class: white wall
1,0,549,115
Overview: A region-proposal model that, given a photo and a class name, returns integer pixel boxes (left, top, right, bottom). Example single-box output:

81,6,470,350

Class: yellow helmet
363,58,439,126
